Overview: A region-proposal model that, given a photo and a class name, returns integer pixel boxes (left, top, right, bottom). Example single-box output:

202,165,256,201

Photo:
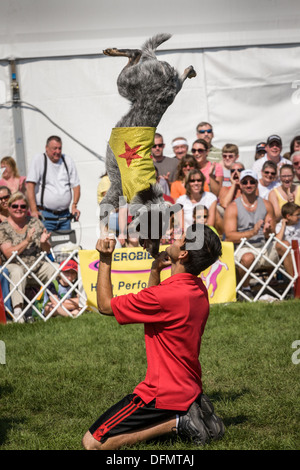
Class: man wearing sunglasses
151,133,179,185
224,169,286,296
252,134,291,181
196,122,222,163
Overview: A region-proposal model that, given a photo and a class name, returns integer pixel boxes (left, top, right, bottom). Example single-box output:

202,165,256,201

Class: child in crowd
275,202,300,244
193,205,219,237
40,259,80,318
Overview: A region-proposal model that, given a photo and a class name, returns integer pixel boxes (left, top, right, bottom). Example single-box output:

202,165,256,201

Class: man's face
266,140,281,161
240,177,258,196
46,140,62,163
292,155,300,178
173,144,188,160
166,233,186,262
196,125,213,146
151,136,165,160
222,152,237,169
0,189,10,209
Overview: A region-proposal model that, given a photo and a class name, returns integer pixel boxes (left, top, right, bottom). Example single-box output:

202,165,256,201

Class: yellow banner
79,242,236,310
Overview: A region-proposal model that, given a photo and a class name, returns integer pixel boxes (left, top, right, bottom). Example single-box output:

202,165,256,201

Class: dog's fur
100,33,196,256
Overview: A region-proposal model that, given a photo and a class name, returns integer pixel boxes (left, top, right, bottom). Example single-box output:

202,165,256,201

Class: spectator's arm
26,182,41,218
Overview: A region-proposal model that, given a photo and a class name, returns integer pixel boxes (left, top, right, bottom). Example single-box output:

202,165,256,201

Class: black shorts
89,394,183,443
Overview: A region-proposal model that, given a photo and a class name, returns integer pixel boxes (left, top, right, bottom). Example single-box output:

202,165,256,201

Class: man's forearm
97,255,114,315
148,267,161,287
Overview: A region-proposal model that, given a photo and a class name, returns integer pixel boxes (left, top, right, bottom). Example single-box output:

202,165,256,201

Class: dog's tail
141,33,172,60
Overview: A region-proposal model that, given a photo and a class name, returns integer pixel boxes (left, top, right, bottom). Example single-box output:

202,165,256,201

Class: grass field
0,299,299,451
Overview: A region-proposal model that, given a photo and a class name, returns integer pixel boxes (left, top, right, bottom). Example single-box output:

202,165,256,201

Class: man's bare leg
82,417,176,450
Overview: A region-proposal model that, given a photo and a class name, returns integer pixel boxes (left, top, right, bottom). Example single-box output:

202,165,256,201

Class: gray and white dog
100,33,196,257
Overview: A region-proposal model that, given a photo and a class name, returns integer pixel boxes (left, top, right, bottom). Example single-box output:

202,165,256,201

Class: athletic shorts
89,394,183,443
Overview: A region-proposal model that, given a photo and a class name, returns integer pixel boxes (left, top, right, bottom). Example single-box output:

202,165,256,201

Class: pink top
200,162,223,185
0,176,26,194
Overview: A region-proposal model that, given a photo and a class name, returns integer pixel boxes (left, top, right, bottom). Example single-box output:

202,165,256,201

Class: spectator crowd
1,126,300,321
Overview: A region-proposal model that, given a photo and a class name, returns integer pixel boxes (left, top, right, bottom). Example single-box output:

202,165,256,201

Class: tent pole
9,60,27,176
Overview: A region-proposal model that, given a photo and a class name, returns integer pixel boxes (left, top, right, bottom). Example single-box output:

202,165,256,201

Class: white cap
240,169,258,182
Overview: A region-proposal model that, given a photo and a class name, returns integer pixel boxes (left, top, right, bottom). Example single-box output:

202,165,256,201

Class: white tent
1,0,300,248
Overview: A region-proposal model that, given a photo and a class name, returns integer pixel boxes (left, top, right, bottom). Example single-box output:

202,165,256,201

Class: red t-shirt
111,273,209,411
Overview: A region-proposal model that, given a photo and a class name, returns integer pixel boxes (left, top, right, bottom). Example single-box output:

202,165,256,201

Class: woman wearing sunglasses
191,139,223,197
0,192,57,322
170,155,209,200
176,169,217,230
258,161,279,200
268,164,300,222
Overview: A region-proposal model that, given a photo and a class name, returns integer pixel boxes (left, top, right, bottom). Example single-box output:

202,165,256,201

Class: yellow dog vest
109,127,157,203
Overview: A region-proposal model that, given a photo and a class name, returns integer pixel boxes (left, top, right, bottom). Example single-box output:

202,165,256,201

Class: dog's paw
187,66,197,78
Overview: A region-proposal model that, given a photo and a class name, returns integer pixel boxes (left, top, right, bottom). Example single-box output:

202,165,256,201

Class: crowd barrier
0,237,299,324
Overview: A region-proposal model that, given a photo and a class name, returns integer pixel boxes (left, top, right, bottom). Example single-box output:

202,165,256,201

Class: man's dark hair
181,224,222,276
46,135,62,145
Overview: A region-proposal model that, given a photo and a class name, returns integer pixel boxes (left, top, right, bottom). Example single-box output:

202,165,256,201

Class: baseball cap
240,169,258,182
256,142,266,152
60,259,78,272
266,135,282,145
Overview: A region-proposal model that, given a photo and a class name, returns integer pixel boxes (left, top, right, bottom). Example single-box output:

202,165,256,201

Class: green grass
0,299,299,450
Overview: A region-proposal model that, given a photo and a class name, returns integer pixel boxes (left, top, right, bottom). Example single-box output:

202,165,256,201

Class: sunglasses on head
152,143,164,148
241,179,257,186
11,204,27,209
197,129,212,134
230,168,243,173
0,195,10,201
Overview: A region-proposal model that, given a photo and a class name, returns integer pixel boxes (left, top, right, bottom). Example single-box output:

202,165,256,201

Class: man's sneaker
196,393,225,441
177,401,211,445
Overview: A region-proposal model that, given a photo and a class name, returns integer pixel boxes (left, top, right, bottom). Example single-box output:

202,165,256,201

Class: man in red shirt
82,224,224,450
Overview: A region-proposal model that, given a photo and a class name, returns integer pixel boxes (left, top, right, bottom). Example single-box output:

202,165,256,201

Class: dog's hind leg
103,48,142,67
180,66,197,84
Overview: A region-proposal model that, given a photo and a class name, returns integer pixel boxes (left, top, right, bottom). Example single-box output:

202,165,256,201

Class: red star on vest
118,142,142,167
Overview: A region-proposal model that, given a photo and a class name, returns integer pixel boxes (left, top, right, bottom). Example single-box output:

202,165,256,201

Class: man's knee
240,252,255,268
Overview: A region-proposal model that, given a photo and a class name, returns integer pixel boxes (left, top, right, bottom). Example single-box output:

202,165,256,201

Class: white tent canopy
1,0,300,248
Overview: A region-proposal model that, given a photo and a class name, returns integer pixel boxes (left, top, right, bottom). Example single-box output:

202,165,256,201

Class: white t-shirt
176,192,217,229
258,180,279,200
275,220,300,243
26,153,80,211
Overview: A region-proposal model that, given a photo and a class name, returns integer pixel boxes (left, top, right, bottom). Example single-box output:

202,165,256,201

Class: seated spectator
268,164,300,222
176,169,217,230
218,162,245,210
0,156,26,195
221,143,239,187
284,135,300,160
224,170,293,294
196,121,222,162
191,139,223,196
151,133,178,184
193,204,219,237
170,155,204,200
171,137,189,161
291,151,300,185
252,135,291,180
275,202,300,277
0,186,11,222
258,161,279,200
39,259,79,318
254,142,266,161
0,192,58,323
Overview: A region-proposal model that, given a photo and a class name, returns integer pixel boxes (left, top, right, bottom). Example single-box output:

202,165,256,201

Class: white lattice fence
235,234,298,302
0,249,88,323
